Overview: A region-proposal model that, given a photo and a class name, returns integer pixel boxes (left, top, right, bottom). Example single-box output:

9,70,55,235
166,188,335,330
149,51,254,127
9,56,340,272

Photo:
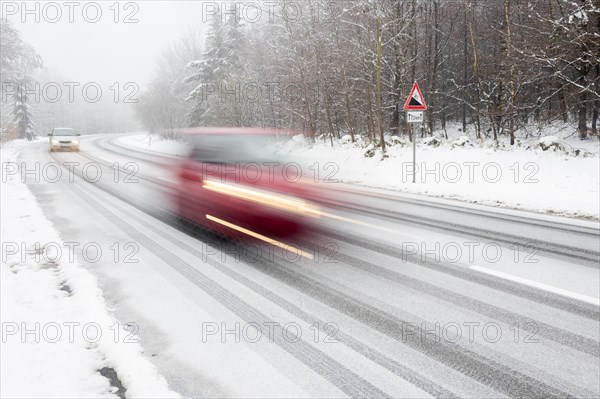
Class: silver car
48,128,80,152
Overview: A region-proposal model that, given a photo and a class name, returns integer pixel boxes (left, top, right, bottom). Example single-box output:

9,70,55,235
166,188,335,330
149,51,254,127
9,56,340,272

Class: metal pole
412,124,417,183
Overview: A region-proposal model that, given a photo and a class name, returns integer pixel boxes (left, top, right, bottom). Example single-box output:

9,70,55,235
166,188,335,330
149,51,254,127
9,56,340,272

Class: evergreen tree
1,22,42,140
186,4,247,126
12,83,35,140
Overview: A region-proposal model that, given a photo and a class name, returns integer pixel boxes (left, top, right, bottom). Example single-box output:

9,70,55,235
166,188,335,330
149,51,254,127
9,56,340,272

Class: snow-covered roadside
277,134,600,219
116,128,600,220
1,140,179,398
118,134,189,158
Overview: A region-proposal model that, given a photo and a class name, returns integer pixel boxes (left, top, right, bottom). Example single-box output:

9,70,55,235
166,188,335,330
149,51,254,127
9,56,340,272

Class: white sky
4,1,210,89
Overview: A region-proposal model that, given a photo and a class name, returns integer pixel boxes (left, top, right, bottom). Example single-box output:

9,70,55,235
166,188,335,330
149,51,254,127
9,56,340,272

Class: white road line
470,265,600,306
206,214,314,260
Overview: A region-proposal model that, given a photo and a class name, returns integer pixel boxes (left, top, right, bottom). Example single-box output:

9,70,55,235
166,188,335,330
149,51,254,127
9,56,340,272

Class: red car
171,128,320,241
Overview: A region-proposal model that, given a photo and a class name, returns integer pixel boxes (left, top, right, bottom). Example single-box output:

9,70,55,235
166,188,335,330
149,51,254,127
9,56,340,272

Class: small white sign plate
406,111,424,123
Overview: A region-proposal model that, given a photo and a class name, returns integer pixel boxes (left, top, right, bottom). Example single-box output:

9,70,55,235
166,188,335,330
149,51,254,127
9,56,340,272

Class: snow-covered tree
12,83,36,140
186,4,247,126
138,0,599,143
135,29,203,138
1,22,42,140
0,22,42,82
522,0,600,139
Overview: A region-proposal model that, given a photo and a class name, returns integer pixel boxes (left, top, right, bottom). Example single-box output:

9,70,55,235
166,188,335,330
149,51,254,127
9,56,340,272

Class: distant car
171,128,319,240
48,128,80,152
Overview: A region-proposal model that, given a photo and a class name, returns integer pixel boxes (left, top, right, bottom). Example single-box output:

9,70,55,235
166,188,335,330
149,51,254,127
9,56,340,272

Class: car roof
177,127,296,136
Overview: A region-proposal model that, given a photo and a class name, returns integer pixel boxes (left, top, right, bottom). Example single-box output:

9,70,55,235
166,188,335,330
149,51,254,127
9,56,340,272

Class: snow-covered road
3,134,599,398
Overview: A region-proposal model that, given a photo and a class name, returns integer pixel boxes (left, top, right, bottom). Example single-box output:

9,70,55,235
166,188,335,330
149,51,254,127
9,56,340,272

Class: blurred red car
171,128,319,240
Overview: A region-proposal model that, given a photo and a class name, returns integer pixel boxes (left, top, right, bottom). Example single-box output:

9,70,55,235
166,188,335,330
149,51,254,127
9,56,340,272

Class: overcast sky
5,1,209,89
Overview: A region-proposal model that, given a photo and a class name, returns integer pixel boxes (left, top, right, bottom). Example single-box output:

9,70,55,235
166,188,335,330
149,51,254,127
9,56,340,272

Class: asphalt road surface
18,134,600,398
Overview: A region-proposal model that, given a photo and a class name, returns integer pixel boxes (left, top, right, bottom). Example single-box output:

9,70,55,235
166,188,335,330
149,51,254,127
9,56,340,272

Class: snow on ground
118,134,189,158
278,132,600,219
119,123,600,219
1,140,179,398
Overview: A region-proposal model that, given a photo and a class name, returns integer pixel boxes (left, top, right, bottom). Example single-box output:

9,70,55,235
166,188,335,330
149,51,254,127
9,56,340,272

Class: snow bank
1,140,179,398
451,135,471,148
117,134,188,158
275,132,599,219
422,136,441,147
539,135,560,150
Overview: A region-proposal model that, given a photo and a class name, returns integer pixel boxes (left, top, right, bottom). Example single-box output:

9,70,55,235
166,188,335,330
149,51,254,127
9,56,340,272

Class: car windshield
53,128,77,136
190,134,280,164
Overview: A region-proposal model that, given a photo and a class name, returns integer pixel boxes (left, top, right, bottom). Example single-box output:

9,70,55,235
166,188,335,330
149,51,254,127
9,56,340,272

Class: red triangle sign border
403,82,427,111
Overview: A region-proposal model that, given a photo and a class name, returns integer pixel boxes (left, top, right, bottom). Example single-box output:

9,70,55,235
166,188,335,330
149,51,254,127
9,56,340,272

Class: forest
1,0,598,147
135,0,599,150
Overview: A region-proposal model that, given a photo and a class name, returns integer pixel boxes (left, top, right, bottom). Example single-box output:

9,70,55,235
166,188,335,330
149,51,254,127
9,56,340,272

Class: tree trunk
366,85,376,143
375,15,385,153
391,0,404,137
592,101,598,136
323,82,335,147
343,81,356,142
577,65,589,139
466,5,482,139
557,82,568,123
462,14,468,133
578,86,588,139
503,0,515,145
592,65,599,136
428,1,439,136
410,0,417,85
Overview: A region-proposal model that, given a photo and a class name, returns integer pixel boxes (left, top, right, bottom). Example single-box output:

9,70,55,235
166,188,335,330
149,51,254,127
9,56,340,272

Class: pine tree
186,4,247,126
1,22,42,139
12,84,36,141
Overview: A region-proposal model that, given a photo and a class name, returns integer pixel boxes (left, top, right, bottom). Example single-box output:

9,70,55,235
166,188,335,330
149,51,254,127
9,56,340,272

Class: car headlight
51,139,59,145
203,178,320,217
72,140,79,145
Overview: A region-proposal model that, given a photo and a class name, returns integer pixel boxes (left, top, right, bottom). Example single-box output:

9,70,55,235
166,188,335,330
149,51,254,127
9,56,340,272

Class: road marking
470,265,600,306
206,214,314,260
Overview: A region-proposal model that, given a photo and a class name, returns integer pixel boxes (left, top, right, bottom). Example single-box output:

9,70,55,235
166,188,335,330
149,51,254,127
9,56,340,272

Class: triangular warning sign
403,82,427,111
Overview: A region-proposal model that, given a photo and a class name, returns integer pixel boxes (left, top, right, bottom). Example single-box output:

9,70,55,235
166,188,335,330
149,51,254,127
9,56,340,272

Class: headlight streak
202,179,412,238
203,179,320,217
205,214,314,260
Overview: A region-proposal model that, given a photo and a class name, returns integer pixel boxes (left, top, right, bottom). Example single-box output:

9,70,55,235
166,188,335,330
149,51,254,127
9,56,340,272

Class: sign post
403,82,427,183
